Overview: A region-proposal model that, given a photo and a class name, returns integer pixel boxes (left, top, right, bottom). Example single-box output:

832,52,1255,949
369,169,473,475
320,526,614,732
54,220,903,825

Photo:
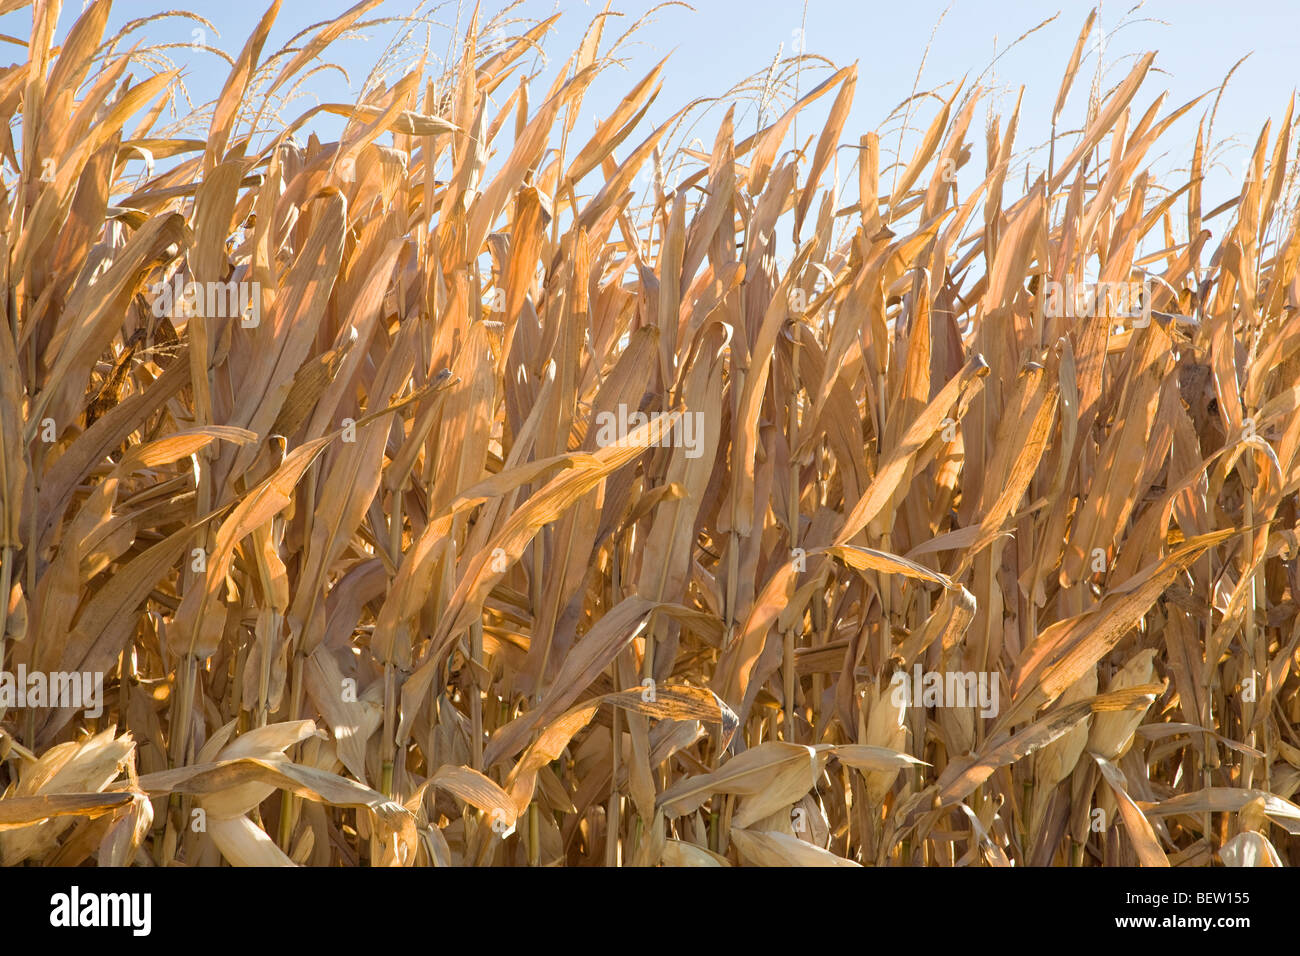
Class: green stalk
0,546,11,727
470,617,484,771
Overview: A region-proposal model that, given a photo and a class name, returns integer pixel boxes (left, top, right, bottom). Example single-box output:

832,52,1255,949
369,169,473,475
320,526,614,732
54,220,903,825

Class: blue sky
8,0,1298,216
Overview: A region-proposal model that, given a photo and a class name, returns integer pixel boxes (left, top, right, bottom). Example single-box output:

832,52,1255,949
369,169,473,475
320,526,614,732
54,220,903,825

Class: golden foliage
1,0,1299,867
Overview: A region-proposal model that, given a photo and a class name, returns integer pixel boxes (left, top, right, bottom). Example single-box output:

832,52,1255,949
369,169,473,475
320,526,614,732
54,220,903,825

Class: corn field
1,0,1299,868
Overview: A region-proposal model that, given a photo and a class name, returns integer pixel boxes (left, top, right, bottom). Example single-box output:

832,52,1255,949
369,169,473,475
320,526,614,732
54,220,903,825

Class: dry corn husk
862,680,909,805
1088,649,1158,761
